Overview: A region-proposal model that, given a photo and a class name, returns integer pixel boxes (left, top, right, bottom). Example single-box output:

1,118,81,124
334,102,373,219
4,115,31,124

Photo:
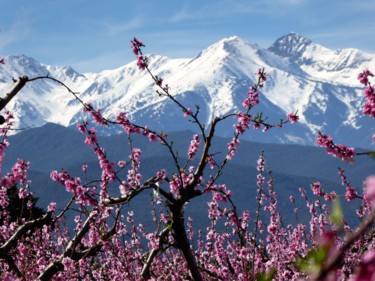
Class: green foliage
368,151,375,160
330,198,343,227
255,268,276,281
297,246,329,277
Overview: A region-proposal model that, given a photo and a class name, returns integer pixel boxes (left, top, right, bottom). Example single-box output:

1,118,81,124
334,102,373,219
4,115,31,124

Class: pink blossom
234,113,250,134
83,103,108,125
91,109,108,125
316,133,356,163
148,132,157,142
212,192,227,203
76,122,87,133
358,70,375,118
226,137,240,160
84,128,97,146
345,187,357,201
47,202,56,212
81,163,88,171
119,181,130,195
62,257,75,271
364,175,375,206
116,112,140,134
156,169,167,181
184,108,192,117
18,187,29,199
136,55,148,70
188,134,200,160
131,38,148,70
358,69,374,85
118,160,127,167
257,155,265,172
131,37,144,56
207,155,216,169
258,68,267,83
353,250,375,281
311,182,324,197
287,112,299,124
242,86,260,109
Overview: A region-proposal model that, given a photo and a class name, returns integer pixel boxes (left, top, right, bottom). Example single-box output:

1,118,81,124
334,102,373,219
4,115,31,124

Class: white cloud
170,1,258,23
171,4,194,22
101,17,142,35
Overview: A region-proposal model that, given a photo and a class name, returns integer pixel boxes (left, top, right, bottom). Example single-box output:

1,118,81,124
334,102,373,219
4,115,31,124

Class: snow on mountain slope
269,32,375,86
0,33,374,148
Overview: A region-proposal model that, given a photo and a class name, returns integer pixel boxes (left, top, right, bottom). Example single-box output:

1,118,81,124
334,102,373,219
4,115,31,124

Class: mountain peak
220,35,243,43
6,54,40,68
199,35,259,59
268,32,313,58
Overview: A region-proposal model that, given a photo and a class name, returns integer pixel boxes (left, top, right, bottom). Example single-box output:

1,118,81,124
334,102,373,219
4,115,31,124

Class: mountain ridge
0,33,374,148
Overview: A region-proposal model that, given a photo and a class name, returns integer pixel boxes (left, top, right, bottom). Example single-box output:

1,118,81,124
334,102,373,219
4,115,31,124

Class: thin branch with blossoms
131,38,207,139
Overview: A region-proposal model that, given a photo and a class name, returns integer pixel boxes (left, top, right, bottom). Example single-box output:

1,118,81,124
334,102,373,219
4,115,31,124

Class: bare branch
0,76,28,113
103,177,175,206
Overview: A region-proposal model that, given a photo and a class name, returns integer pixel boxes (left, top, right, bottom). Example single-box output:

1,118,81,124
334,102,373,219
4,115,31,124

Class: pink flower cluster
210,184,231,204
364,175,375,207
226,137,240,160
242,85,260,110
310,181,337,201
0,159,29,188
94,147,116,188
142,126,158,142
315,133,356,163
50,170,97,206
339,168,358,202
363,85,375,118
77,122,116,189
188,134,200,159
169,168,202,196
131,38,148,70
184,108,192,117
116,112,141,134
83,102,108,125
358,69,375,118
84,127,98,146
358,69,374,86
287,112,299,124
234,113,250,134
207,155,216,169
257,68,267,85
120,148,142,194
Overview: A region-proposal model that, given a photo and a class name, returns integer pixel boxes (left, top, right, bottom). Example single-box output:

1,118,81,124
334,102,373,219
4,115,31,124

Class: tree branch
141,226,170,279
0,76,28,113
0,211,52,256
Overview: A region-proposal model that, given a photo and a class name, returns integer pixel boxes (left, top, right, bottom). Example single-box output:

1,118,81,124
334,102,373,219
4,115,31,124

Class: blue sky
1,0,374,73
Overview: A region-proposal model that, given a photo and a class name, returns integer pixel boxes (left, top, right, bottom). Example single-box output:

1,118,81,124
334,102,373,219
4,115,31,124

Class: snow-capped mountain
0,33,374,148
